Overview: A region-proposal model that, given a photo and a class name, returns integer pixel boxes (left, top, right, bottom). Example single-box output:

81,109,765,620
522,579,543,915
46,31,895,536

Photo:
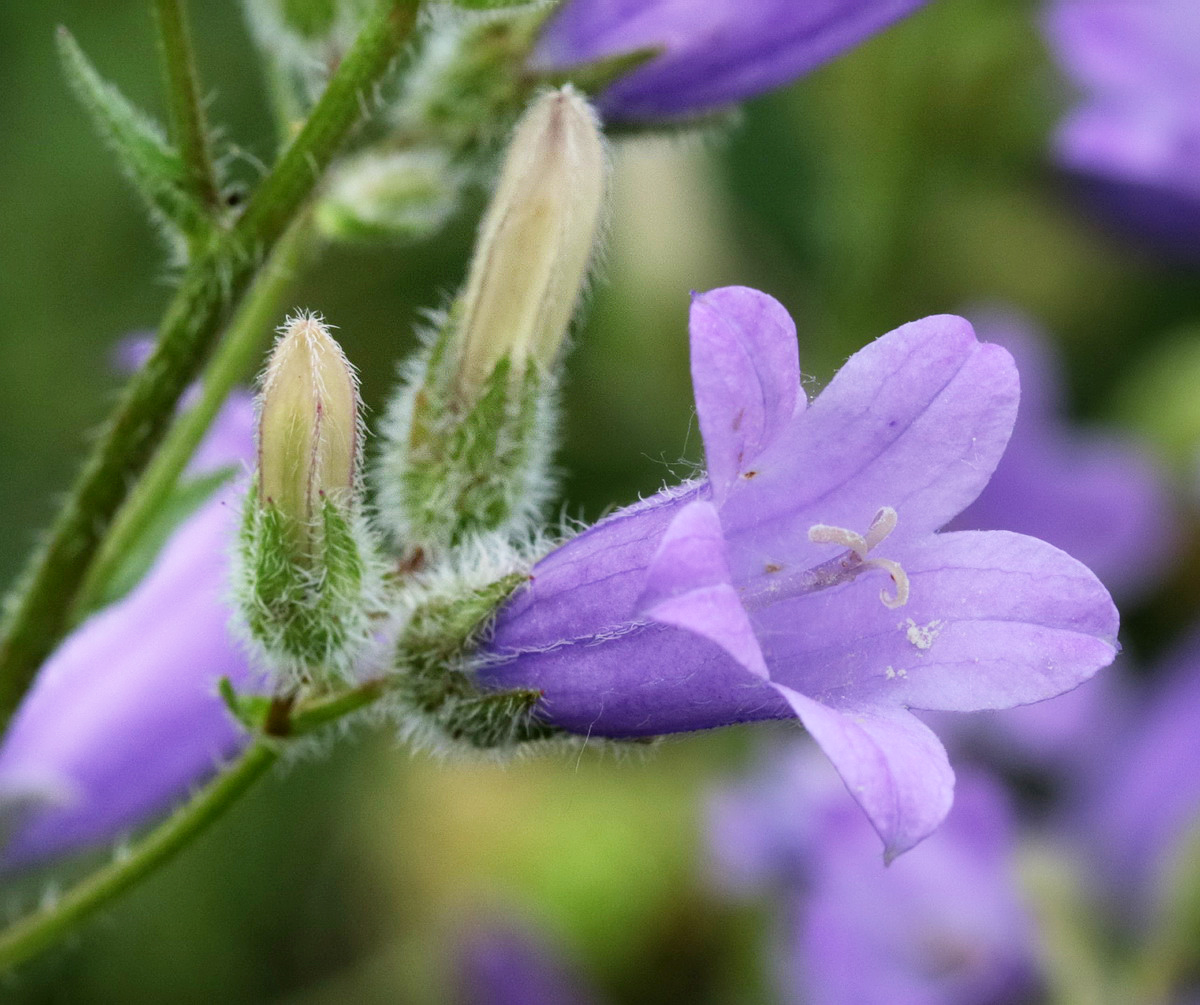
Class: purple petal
774,686,954,858
638,500,767,677
0,493,254,864
718,315,1019,581
535,0,931,122
1078,632,1200,902
755,530,1118,713
689,287,802,503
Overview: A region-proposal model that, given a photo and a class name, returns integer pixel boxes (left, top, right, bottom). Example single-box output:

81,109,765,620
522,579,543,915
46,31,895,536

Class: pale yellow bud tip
258,312,359,525
455,85,607,396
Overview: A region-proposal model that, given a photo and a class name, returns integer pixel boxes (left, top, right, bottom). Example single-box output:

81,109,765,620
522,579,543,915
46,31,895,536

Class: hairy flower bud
455,85,606,396
235,313,384,688
316,148,464,246
258,313,358,543
376,87,608,557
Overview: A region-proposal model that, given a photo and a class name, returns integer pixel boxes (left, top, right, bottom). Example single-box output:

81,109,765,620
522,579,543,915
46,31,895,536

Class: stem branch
152,0,221,217
0,2,420,727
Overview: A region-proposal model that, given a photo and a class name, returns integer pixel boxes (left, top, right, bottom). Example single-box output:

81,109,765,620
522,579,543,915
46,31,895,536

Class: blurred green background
2,1,1199,1001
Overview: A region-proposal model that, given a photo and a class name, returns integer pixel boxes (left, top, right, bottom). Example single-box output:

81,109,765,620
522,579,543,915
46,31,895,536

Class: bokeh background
1,0,1199,1001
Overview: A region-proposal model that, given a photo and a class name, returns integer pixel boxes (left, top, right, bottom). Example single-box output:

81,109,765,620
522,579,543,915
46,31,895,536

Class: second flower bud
235,313,384,690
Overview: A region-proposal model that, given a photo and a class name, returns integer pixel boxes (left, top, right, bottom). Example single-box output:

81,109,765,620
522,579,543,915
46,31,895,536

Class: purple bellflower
532,0,931,123
1076,631,1200,905
0,394,255,865
478,286,1119,857
710,749,1039,1004
1044,0,1200,258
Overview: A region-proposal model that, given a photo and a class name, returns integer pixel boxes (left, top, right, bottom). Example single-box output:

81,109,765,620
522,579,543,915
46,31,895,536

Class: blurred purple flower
533,0,930,123
710,749,1039,1004
455,920,603,1005
953,309,1174,600
1044,0,1200,258
0,392,255,865
479,286,1118,857
1078,631,1200,904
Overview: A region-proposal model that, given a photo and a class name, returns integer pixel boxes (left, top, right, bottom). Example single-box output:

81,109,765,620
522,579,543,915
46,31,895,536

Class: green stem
0,674,390,973
0,1,420,729
152,0,221,218
73,215,318,622
0,742,279,975
290,678,387,735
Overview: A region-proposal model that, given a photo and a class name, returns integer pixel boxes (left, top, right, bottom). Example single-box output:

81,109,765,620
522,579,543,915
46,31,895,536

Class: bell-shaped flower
476,286,1119,857
0,393,256,866
532,0,931,123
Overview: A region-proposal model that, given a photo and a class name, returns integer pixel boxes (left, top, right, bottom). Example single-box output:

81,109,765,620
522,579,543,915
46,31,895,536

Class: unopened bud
258,312,358,544
316,148,464,245
236,312,383,688
375,88,607,556
455,85,606,396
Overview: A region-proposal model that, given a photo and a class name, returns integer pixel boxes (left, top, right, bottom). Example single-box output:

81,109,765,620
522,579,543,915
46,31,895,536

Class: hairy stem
0,1,420,728
152,0,221,219
73,215,317,622
0,674,389,974
0,742,280,975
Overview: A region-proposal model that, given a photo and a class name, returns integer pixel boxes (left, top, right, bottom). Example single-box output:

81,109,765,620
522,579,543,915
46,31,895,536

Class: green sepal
56,27,208,240
536,45,664,99
236,493,378,687
218,677,275,733
395,571,560,749
398,320,545,553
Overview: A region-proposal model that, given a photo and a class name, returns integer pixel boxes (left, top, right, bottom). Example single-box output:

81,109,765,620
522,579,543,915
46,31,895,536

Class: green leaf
90,466,237,611
56,26,206,239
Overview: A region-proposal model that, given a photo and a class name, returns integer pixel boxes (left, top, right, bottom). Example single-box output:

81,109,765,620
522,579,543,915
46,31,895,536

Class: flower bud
258,312,358,545
455,84,606,396
375,87,608,557
235,313,384,689
316,148,464,246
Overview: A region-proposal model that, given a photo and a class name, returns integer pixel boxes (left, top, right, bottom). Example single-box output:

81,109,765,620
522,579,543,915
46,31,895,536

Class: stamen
865,557,909,609
808,524,869,561
864,506,898,551
805,508,909,610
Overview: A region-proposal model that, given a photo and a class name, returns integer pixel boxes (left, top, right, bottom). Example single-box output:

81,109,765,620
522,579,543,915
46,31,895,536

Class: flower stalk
152,0,222,223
